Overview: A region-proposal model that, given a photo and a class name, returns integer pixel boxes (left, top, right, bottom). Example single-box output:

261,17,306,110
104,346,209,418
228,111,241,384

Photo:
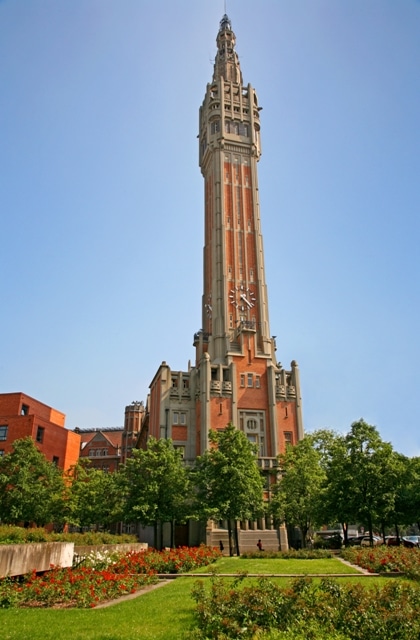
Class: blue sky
1,0,419,456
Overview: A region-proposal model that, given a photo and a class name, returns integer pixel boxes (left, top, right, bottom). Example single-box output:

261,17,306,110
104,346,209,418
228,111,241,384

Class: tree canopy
0,437,66,527
194,423,265,555
119,437,192,548
271,435,326,547
66,459,121,530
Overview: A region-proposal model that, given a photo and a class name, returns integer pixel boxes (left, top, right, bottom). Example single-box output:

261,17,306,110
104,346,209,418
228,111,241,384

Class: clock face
229,285,256,312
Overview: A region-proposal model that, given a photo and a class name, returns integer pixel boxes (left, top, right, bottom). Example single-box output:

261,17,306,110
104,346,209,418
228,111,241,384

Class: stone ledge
0,542,74,578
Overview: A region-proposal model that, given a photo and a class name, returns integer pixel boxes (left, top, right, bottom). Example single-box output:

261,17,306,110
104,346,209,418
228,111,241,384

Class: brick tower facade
142,15,303,548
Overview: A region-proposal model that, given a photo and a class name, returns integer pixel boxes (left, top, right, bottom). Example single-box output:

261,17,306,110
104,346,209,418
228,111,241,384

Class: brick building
0,392,80,471
139,15,304,550
74,401,144,471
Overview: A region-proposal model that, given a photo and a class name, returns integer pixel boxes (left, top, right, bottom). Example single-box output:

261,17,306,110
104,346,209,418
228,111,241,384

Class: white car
360,535,382,547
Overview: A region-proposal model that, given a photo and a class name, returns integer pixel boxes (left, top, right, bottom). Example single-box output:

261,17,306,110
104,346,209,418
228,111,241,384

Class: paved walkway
336,555,375,575
94,580,172,609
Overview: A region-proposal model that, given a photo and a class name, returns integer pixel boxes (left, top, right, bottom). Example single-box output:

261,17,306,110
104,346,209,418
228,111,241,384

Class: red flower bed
112,544,221,575
0,545,221,608
342,545,420,578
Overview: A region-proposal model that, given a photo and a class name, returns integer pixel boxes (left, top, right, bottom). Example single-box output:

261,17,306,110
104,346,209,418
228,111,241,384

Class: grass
0,578,198,640
0,557,401,639
194,556,360,575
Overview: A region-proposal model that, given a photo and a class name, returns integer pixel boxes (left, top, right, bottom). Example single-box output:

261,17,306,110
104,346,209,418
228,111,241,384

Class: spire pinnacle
213,14,243,84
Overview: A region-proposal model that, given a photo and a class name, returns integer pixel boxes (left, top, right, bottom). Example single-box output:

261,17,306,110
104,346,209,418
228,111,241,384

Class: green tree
270,435,325,547
119,437,192,548
67,459,122,530
194,423,265,556
392,455,420,535
0,437,66,526
344,419,398,544
310,429,356,544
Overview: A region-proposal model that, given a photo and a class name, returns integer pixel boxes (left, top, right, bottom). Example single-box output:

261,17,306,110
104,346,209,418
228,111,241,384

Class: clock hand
240,293,253,308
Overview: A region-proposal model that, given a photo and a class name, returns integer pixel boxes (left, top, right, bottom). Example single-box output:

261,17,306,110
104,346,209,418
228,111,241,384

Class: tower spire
213,14,243,84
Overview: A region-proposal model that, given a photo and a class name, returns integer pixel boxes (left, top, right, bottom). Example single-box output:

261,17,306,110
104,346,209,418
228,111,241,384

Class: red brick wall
0,393,79,470
172,425,187,441
0,393,65,426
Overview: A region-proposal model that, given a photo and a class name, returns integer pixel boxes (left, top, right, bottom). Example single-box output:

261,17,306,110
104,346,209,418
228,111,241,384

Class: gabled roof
79,430,123,449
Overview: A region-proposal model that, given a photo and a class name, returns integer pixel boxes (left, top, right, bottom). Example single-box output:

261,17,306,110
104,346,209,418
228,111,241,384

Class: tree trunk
367,514,373,546
381,522,386,544
153,521,158,549
234,521,240,556
342,522,348,545
227,519,233,556
171,519,176,548
302,527,308,548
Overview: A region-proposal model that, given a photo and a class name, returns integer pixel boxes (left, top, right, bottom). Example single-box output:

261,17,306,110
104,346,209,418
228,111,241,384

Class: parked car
347,535,366,546
385,535,420,548
402,536,420,548
360,535,382,547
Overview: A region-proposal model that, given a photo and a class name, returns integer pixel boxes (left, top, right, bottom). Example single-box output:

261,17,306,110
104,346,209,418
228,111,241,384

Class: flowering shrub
0,545,220,608
190,576,420,639
0,565,156,608
341,546,420,579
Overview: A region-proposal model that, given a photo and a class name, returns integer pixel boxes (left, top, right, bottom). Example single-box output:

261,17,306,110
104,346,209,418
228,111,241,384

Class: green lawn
0,558,395,640
195,556,360,575
0,578,198,640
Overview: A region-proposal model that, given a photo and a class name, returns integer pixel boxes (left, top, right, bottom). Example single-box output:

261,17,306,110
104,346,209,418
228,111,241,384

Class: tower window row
209,120,251,137
173,411,187,425
240,373,261,388
225,120,249,136
89,448,109,457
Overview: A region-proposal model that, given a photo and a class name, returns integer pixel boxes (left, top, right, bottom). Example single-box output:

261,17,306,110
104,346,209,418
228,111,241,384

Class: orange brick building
75,400,144,472
140,16,304,550
0,392,80,471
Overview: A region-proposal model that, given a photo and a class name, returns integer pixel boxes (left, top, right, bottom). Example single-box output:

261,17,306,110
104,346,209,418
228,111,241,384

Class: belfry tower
143,15,303,483
194,14,303,457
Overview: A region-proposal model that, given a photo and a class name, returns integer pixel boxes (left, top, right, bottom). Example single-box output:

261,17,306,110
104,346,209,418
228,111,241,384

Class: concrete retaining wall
0,542,74,577
73,542,148,563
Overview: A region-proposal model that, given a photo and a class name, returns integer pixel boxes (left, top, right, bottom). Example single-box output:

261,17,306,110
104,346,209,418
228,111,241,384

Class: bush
190,576,420,639
241,549,332,560
0,525,137,546
342,545,420,579
313,534,342,550
49,531,137,545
